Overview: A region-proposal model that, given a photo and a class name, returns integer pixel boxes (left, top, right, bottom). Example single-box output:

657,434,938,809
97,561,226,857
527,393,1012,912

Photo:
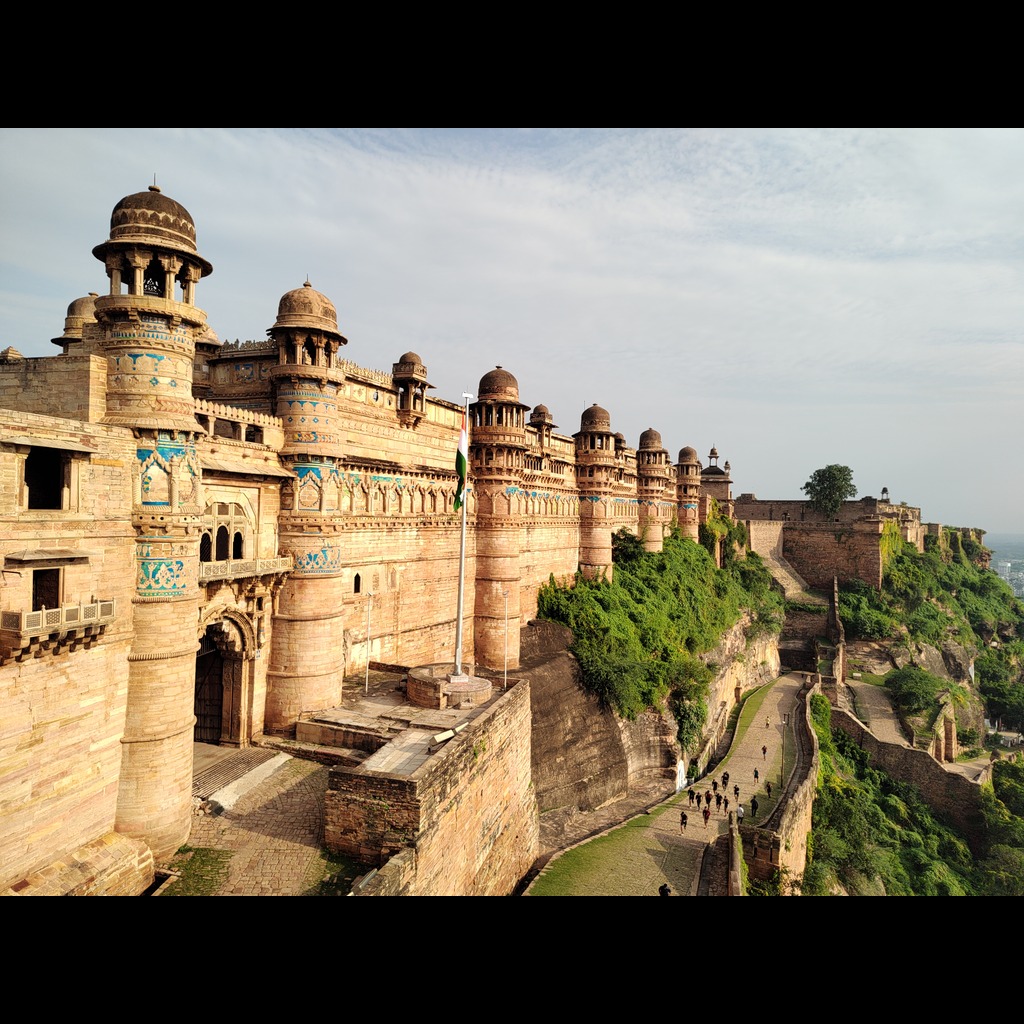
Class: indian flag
454,411,468,511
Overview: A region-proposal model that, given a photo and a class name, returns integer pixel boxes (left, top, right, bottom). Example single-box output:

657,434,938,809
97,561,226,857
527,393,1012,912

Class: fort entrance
194,615,257,747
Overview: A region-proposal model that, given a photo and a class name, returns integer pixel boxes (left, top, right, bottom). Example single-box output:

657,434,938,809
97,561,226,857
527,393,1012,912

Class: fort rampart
324,679,538,895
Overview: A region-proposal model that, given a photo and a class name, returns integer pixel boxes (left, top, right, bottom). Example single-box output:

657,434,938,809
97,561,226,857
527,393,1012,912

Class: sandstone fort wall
325,680,538,895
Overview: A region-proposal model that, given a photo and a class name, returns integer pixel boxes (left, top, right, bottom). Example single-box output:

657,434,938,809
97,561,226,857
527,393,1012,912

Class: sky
2,128,1022,533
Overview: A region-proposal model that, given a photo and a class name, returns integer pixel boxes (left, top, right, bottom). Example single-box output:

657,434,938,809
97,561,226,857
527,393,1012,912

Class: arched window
233,532,243,559
354,573,361,594
200,533,213,563
216,525,230,561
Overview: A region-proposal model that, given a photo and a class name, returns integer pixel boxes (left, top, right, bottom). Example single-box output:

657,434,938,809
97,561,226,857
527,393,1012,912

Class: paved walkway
527,673,805,895
162,755,335,896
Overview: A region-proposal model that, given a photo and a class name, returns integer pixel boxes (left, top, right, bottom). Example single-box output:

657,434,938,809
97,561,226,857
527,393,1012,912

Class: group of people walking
680,731,778,836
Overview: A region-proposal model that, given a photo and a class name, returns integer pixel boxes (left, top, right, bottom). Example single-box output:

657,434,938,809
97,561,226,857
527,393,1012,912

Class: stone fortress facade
1,186,741,895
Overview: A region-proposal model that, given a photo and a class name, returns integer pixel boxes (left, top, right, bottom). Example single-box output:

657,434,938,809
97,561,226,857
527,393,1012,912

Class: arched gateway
194,609,259,747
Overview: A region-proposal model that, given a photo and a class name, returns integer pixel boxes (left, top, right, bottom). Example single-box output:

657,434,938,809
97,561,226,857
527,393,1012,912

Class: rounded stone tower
470,367,528,669
265,282,349,732
675,445,702,540
636,427,671,552
574,404,617,580
92,186,211,859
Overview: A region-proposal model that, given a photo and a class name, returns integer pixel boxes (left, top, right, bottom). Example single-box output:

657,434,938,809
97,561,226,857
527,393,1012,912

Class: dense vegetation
537,526,782,750
838,530,1024,731
802,696,1024,895
803,695,975,894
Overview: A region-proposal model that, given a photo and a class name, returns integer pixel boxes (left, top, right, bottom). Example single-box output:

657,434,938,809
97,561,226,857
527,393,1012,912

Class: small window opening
26,448,65,510
33,568,61,611
354,573,361,594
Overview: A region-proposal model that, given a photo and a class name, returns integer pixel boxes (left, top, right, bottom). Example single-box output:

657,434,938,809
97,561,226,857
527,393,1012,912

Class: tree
802,464,856,519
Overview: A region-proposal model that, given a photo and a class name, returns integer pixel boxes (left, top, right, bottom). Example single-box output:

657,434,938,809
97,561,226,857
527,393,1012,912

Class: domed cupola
637,427,670,483
469,366,529,480
675,444,702,539
579,403,611,433
269,281,347,375
268,282,347,462
52,292,98,352
478,366,521,403
273,281,346,340
92,185,211,432
392,351,432,428
92,185,211,303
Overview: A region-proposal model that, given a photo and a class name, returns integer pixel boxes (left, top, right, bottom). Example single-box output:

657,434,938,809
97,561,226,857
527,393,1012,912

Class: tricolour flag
454,411,468,511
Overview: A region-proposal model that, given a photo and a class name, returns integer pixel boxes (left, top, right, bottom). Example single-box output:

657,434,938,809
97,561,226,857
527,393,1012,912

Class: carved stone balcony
199,556,294,583
1,599,116,662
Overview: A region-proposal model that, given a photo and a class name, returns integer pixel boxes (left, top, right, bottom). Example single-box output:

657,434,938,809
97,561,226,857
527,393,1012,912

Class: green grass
302,849,362,896
160,846,233,896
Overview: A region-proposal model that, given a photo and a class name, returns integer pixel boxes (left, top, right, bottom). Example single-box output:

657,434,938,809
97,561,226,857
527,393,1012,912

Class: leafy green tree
801,464,857,519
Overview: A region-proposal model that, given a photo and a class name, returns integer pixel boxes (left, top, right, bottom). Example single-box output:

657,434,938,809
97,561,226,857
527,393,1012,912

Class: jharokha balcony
198,555,294,582
1,599,117,662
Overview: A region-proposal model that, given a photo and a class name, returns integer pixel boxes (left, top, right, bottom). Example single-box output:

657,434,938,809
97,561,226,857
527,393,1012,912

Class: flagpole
453,392,473,677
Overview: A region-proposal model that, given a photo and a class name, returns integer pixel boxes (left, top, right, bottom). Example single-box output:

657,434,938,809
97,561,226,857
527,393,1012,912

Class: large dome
639,427,663,449
273,281,345,338
93,185,211,275
478,366,520,401
677,445,698,462
580,404,611,431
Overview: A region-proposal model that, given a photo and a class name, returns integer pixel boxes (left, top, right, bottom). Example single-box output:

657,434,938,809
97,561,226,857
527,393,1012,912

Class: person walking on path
723,795,730,815
751,796,759,820
765,714,771,729
705,790,712,807
754,767,760,783
766,781,773,799
734,783,740,801
737,804,745,823
762,744,767,760
713,779,718,794
722,771,730,788
680,810,688,833
659,883,672,896
688,788,695,807
715,792,723,812
703,806,711,828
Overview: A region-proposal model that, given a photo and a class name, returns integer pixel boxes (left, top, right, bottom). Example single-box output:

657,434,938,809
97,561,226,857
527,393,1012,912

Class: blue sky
2,128,1022,532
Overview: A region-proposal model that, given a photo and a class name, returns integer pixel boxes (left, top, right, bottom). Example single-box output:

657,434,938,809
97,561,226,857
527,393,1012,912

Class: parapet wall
782,520,885,590
326,680,538,896
0,355,107,421
742,677,818,889
830,706,989,853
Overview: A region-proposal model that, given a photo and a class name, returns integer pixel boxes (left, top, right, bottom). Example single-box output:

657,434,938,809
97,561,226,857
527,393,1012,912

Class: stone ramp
758,550,823,604
193,745,281,800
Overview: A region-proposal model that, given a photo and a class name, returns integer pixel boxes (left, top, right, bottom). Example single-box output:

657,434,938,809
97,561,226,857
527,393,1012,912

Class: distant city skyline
2,128,1022,532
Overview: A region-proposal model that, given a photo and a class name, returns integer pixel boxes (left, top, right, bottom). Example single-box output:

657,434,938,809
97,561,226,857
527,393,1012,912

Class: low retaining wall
326,681,538,896
831,706,990,853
